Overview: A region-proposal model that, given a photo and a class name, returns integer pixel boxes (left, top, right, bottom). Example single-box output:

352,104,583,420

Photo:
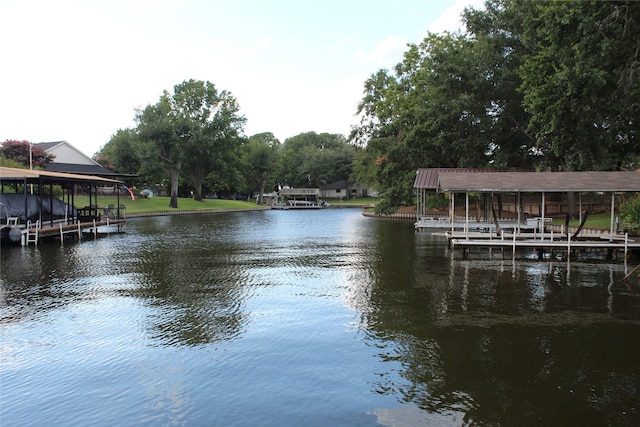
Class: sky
0,0,483,158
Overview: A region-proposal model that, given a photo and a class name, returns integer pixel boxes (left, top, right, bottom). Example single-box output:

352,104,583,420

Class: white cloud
353,35,409,67
428,0,485,34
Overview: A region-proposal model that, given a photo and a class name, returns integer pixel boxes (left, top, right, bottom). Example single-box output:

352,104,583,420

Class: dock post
625,233,628,259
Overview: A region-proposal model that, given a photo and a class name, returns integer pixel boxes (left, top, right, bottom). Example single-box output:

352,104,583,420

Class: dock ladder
25,220,39,246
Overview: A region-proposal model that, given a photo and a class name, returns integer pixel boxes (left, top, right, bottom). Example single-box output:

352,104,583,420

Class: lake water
1,208,639,426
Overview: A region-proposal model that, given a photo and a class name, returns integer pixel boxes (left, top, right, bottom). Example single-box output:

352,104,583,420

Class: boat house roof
414,168,532,190
0,166,123,186
436,171,640,193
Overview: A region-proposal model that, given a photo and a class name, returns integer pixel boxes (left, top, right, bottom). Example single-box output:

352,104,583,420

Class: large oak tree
136,79,244,208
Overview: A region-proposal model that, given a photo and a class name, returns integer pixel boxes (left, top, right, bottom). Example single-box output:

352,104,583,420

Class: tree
95,128,141,174
0,140,55,169
276,132,355,188
353,31,527,212
136,79,241,208
242,132,281,204
482,0,640,171
182,90,246,201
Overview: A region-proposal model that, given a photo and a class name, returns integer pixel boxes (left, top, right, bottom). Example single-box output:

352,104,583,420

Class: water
1,208,640,426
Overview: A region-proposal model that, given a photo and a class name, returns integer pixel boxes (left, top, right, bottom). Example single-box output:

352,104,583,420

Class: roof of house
35,140,103,166
35,141,66,151
324,180,356,190
44,162,121,177
34,141,137,178
436,171,640,193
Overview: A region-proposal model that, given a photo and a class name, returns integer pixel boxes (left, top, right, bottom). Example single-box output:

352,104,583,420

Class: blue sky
0,0,483,157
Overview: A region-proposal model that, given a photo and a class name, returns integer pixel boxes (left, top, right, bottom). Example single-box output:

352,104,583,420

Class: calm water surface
1,209,640,426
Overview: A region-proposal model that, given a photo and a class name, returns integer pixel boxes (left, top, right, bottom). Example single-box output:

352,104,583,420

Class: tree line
351,0,639,212
92,78,358,208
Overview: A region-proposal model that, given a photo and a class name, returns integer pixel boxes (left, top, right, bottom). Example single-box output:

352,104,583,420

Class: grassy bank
74,196,261,214
74,196,378,215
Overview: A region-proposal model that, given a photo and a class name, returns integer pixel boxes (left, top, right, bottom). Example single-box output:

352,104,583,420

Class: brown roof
414,168,489,189
436,171,640,193
414,168,531,189
0,166,122,185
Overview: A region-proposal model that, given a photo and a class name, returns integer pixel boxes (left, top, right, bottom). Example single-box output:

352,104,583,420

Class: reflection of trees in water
355,230,640,425
132,239,248,346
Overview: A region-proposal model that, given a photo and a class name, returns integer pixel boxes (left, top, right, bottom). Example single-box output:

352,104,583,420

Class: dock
445,229,639,260
413,169,640,261
11,218,126,246
1,166,128,246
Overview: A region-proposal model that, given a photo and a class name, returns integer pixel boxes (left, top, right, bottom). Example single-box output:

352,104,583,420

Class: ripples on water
2,209,640,426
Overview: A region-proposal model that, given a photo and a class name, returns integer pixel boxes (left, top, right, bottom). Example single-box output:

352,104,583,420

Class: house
35,141,119,178
321,180,377,199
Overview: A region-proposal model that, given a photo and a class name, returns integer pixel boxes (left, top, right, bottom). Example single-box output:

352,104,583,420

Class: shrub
620,195,640,224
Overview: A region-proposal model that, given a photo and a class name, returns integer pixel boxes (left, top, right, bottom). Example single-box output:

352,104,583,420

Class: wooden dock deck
446,230,640,260
11,218,126,246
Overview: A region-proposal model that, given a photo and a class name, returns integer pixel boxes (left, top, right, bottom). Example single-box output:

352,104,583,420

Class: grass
330,197,377,205
74,196,261,214
74,196,379,214
550,212,616,230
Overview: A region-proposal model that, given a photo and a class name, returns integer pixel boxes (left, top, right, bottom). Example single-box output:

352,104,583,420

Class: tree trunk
193,177,204,201
192,167,205,201
257,176,267,205
169,168,179,208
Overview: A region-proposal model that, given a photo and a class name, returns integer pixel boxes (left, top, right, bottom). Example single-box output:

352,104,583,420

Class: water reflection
347,227,640,425
2,210,640,426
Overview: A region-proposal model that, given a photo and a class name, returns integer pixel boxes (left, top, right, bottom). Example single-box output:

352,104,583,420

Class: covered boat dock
0,166,126,245
417,169,640,259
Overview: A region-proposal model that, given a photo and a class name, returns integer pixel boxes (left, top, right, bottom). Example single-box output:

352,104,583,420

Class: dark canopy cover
0,194,76,222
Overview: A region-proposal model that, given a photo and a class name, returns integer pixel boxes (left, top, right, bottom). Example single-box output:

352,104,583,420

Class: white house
35,141,118,177
321,180,378,199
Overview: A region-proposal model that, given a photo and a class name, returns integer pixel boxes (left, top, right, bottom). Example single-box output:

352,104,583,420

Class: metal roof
436,171,640,193
0,166,123,185
414,168,528,189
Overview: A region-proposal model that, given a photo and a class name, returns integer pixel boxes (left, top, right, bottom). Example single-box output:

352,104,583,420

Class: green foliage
620,195,640,224
425,194,449,210
134,79,245,208
513,0,640,171
95,129,141,174
242,132,281,203
275,132,356,188
0,140,55,168
352,0,640,211
0,153,26,168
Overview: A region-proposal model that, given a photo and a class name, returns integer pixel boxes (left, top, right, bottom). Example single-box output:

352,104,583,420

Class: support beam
540,192,546,241
610,192,615,242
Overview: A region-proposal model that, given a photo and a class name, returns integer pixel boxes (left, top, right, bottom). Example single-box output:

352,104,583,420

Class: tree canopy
352,0,640,212
0,140,55,169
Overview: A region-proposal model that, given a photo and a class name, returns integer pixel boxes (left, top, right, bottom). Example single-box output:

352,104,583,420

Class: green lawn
74,196,261,214
75,196,379,214
328,197,377,205
550,212,617,230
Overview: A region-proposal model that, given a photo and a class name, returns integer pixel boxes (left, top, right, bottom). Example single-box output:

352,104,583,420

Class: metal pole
540,192,545,241
465,192,469,240
610,192,615,242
